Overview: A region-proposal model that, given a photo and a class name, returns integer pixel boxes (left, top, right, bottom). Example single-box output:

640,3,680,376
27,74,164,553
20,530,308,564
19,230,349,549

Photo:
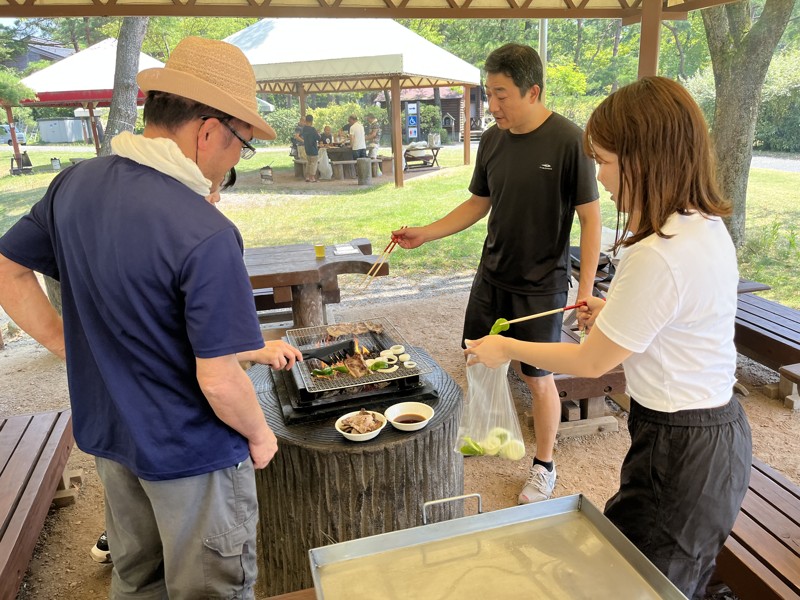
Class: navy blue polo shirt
0,156,264,480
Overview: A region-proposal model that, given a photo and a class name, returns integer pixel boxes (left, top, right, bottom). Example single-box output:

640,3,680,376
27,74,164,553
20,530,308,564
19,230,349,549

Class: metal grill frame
286,318,432,393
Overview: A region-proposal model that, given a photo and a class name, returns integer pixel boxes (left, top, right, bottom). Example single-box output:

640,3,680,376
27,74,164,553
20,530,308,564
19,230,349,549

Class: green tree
0,67,36,164
659,13,710,82
0,24,26,63
702,0,795,247
18,17,110,51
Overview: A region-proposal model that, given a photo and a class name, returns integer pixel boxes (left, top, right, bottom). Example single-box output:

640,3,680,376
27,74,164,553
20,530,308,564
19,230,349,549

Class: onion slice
398,353,411,362
377,365,399,373
403,361,417,369
390,345,405,355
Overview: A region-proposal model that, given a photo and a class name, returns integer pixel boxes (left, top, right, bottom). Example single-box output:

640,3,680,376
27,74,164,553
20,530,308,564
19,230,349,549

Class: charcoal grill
287,318,432,391
271,318,439,425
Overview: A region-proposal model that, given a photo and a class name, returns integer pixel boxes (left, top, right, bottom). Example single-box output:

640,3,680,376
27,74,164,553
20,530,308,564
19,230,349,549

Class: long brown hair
583,76,730,252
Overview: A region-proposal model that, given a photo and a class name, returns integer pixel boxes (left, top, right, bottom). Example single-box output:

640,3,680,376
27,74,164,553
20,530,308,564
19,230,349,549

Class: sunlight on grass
1,146,798,307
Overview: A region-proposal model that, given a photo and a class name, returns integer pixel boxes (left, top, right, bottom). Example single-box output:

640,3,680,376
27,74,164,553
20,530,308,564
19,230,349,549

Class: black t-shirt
469,113,598,295
302,125,320,156
320,132,332,145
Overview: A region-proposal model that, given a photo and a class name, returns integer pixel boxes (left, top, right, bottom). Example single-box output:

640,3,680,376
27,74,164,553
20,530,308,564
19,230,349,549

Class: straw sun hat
137,37,276,140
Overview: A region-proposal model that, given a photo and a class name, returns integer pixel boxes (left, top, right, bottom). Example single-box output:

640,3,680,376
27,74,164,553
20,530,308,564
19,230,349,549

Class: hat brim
137,68,276,141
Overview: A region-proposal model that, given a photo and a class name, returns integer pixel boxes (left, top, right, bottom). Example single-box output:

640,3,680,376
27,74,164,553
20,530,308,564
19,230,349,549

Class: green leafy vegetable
459,436,485,456
489,318,510,335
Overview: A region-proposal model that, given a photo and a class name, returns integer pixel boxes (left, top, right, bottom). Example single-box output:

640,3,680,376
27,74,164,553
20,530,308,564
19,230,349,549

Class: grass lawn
2,144,798,308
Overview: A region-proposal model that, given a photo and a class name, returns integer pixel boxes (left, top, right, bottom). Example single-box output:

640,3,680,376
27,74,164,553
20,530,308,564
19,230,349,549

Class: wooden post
463,85,471,166
391,76,403,188
298,84,306,118
638,0,663,78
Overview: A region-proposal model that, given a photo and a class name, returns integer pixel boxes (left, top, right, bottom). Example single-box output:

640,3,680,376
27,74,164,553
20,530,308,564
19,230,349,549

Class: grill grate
286,318,431,393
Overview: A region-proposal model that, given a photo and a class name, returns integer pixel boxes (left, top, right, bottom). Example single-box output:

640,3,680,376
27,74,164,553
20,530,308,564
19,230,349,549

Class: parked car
1,124,27,146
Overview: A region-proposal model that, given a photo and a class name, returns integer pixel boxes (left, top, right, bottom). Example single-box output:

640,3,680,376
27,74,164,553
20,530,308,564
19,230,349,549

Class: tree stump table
248,350,464,597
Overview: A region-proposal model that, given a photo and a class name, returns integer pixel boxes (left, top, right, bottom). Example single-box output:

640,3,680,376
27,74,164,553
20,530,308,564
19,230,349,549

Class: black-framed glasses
200,115,256,160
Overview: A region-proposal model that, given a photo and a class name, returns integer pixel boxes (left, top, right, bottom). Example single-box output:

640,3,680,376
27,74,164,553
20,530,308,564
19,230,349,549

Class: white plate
335,410,387,442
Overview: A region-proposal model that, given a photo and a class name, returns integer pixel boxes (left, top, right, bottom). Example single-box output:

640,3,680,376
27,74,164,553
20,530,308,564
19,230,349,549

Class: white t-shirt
350,121,366,150
595,212,738,412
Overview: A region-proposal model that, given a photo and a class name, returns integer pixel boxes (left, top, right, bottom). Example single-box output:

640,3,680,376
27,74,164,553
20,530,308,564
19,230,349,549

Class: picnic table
244,239,388,328
404,146,441,170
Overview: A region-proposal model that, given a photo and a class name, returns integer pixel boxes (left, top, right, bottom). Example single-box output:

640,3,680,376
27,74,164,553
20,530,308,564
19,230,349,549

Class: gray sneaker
518,463,557,505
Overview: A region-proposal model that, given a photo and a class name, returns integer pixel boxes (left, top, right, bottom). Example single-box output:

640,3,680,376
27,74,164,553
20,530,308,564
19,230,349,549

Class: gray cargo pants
96,456,258,600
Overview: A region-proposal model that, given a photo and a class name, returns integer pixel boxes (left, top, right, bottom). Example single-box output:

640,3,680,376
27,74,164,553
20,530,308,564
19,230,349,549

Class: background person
349,115,367,159
302,114,321,182
0,37,302,599
292,117,306,160
365,113,381,158
464,76,752,600
320,125,333,146
392,43,601,506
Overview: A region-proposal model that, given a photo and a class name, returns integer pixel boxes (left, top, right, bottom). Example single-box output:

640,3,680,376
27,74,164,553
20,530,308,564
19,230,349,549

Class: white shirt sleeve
595,245,680,354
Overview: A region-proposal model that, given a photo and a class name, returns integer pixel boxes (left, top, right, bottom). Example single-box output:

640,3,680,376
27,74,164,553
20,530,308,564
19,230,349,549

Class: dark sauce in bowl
393,414,426,424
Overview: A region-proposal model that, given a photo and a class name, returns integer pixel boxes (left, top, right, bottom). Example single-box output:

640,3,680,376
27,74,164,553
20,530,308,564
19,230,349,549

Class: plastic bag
455,362,526,460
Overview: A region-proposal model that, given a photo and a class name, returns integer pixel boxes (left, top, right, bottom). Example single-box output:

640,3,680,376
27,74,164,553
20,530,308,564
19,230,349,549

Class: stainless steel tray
309,494,687,599
286,317,432,393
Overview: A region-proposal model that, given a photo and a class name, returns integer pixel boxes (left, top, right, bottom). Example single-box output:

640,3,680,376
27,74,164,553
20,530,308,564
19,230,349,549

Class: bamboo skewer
361,226,406,290
503,302,586,326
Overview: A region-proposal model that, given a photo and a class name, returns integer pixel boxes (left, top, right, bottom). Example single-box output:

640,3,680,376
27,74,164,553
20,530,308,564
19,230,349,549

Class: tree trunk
100,17,149,157
611,20,622,93
4,105,22,168
702,0,793,248
574,18,584,65
664,22,687,80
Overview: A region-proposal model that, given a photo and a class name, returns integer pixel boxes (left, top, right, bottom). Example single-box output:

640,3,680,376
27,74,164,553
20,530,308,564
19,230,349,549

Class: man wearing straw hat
0,37,301,598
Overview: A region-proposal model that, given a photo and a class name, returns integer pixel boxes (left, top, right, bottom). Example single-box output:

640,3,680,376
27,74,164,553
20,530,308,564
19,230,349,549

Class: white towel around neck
111,131,213,198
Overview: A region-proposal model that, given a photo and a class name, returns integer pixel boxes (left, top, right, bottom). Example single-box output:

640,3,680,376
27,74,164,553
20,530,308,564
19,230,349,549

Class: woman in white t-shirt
464,76,751,600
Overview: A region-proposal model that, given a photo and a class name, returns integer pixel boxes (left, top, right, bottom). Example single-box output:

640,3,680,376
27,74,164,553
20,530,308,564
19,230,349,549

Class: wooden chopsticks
361,226,406,290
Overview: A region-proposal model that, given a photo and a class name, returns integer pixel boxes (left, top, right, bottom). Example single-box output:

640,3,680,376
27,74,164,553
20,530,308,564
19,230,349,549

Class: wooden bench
715,458,800,600
735,293,800,372
331,160,357,180
293,159,307,179
553,324,625,437
522,323,625,438
1,410,80,600
779,363,800,410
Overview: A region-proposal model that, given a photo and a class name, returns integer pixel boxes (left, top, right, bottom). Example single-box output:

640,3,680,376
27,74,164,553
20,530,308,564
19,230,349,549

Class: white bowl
335,410,387,442
384,401,435,432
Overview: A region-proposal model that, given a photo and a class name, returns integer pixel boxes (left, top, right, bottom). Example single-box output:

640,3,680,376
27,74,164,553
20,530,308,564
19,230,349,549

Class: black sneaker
90,531,112,564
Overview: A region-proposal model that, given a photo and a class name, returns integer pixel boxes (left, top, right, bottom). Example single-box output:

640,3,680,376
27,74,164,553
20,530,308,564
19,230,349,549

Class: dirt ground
1,276,799,600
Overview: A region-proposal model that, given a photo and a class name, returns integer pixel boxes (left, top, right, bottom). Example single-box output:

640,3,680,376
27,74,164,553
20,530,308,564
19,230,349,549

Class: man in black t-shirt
392,43,601,506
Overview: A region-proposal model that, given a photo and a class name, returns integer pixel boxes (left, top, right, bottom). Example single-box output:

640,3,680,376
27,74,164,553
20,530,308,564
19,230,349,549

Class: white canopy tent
21,38,164,104
226,18,481,187
20,39,164,155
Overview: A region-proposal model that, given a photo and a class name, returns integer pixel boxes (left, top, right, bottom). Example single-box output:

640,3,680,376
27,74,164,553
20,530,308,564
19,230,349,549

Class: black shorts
462,274,567,377
604,397,752,599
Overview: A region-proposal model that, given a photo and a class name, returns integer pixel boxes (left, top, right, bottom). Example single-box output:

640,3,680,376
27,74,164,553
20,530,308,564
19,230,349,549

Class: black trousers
605,397,752,599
